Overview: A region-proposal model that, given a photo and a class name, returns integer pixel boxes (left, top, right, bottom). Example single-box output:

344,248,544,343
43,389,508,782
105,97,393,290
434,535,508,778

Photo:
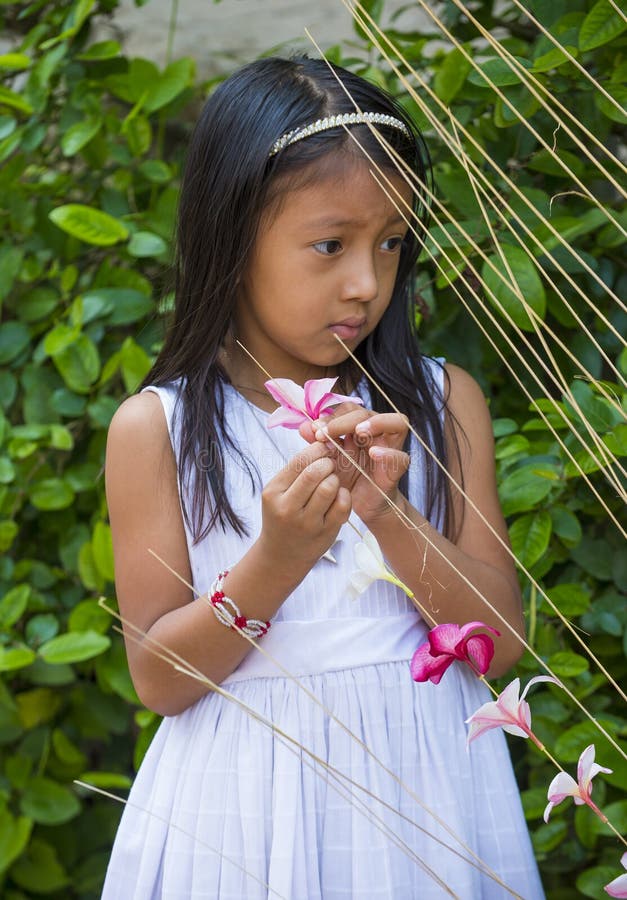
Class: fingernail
355,421,370,433
370,446,385,459
315,426,329,441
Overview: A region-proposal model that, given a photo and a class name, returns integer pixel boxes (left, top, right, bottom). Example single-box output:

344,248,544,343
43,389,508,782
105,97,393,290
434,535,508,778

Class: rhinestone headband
269,112,411,157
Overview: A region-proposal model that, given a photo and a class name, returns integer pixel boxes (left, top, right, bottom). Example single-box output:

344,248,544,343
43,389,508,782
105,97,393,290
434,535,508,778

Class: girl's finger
355,413,409,440
282,456,337,509
314,409,373,443
304,471,344,521
323,485,352,527
270,441,331,491
368,446,411,482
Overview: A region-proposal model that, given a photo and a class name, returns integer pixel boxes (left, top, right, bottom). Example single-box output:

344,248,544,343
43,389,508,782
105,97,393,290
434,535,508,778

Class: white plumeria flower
348,530,413,599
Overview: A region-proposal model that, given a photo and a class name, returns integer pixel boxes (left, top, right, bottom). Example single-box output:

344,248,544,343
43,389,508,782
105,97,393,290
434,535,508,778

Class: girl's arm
307,364,525,677
106,391,350,716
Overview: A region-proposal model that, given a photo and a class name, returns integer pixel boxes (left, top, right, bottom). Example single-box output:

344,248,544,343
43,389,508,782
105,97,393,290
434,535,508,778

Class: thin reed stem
335,7,627,323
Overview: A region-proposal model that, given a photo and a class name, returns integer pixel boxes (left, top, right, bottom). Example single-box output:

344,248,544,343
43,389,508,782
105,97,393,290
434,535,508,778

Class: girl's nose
340,255,379,303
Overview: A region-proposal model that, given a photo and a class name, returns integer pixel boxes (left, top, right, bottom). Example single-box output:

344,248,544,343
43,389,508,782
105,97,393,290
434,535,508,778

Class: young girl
102,56,544,898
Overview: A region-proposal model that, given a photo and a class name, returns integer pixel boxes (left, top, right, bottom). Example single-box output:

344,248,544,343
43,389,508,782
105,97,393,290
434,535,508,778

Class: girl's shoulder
106,389,175,463
442,362,489,411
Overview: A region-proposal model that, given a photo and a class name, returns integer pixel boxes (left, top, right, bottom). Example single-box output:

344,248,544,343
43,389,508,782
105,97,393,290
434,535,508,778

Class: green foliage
0,0,624,897
0,0,192,894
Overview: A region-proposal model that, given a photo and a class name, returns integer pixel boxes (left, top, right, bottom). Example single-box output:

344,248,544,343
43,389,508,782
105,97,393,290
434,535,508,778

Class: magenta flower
466,675,560,748
265,377,362,429
605,853,627,898
410,621,500,685
544,743,612,823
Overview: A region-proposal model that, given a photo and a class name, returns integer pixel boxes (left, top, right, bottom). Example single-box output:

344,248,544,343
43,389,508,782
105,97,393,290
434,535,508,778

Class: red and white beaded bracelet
209,568,271,638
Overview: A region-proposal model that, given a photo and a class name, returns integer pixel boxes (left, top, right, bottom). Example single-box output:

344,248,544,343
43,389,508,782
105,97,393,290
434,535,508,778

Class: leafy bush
0,0,624,896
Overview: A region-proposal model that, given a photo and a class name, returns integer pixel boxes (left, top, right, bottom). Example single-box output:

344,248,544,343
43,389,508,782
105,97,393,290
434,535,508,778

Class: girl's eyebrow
304,213,407,230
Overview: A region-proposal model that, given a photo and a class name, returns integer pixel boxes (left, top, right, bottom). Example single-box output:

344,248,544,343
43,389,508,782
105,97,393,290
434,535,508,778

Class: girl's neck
220,340,337,398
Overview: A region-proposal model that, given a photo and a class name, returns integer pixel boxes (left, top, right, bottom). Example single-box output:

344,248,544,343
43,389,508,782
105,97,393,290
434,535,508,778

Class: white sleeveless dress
102,360,544,899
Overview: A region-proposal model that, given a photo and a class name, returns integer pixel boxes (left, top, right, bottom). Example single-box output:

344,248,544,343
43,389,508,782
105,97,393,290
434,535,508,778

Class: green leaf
92,521,115,581
527,148,585,178
69,599,111,634
120,336,152,391
468,56,532,87
29,478,75,511
0,520,18,552
499,464,556,516
0,646,37,672
531,45,577,72
0,455,15,483
0,246,23,302
579,0,627,50
0,807,32,874
127,230,167,258
544,583,591,617
39,630,111,664
0,85,33,115
25,613,59,646
576,866,623,898
138,159,172,183
78,770,132,789
61,117,101,156
549,506,582,547
10,838,69,893
52,333,101,393
434,48,472,104
509,511,552,568
532,819,567,854
0,53,31,70
481,245,546,331
0,322,30,364
547,650,589,677
49,204,129,246
76,40,121,61
124,113,152,157
0,584,31,628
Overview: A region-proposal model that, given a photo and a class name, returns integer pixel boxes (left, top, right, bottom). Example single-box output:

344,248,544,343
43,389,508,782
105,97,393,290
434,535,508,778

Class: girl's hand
259,440,351,568
299,404,410,524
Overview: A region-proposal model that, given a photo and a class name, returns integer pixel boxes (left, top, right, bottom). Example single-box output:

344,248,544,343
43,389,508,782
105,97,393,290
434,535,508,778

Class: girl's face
233,155,413,386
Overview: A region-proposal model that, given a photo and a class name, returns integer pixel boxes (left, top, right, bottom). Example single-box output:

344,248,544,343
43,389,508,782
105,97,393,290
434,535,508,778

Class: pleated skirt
102,649,544,899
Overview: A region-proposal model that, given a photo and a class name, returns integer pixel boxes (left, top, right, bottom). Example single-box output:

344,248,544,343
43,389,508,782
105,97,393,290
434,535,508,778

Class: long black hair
144,55,462,541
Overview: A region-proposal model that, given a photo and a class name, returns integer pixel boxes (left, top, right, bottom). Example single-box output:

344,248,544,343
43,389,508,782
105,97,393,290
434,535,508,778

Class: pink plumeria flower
466,675,560,748
410,621,500,685
265,377,362,429
543,743,612,824
605,852,627,898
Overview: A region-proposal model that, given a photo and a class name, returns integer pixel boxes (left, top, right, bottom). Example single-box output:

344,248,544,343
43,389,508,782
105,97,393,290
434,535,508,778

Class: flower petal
348,569,373,598
547,771,578,805
458,620,501,641
494,678,522,717
410,644,452,684
463,633,496,674
303,378,340,415
427,623,462,655
501,723,530,739
264,378,304,412
519,674,562,703
266,407,307,429
605,871,627,898
577,744,597,787
354,539,385,579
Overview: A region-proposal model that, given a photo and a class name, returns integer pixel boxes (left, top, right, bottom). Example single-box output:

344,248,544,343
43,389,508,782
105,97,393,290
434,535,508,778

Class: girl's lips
329,318,366,341
329,323,363,340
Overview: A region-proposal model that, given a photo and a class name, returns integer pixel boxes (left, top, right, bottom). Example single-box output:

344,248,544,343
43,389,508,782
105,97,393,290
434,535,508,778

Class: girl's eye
381,236,403,252
313,239,343,256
